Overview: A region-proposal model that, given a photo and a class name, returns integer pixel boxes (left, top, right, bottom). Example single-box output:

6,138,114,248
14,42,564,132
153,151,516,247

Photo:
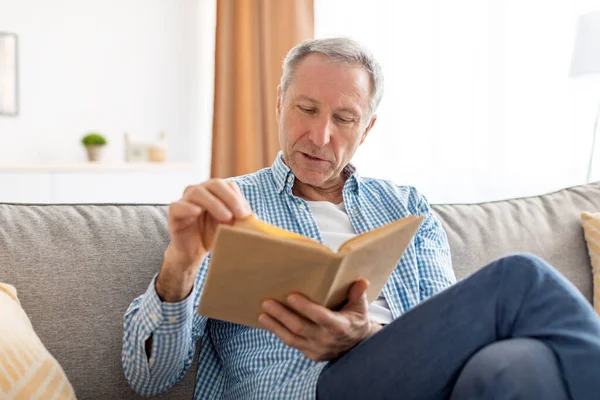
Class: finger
347,279,369,305
168,201,203,234
183,185,233,222
286,293,339,329
206,180,251,219
168,200,202,222
198,210,220,249
262,299,317,339
227,182,253,218
227,181,242,196
258,312,308,350
233,182,255,213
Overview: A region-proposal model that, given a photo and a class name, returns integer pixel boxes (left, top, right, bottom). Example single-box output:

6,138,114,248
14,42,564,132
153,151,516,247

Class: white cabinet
0,163,207,204
0,173,53,203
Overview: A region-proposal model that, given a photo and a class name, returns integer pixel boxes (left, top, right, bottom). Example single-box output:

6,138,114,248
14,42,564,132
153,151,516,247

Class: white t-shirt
305,200,392,325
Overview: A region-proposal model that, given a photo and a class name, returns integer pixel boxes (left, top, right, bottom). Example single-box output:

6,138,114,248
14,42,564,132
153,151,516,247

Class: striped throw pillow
0,283,76,399
581,212,600,315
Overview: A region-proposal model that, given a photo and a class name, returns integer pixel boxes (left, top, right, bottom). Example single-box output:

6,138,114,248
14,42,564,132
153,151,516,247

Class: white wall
316,0,600,203
0,0,208,167
195,0,216,181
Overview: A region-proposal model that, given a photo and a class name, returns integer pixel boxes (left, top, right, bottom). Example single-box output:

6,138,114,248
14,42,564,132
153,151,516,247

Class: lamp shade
570,11,600,77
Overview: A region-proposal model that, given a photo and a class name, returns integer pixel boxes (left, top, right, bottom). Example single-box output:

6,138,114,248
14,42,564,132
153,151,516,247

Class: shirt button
287,176,293,183
299,204,306,210
168,316,178,324
151,314,159,323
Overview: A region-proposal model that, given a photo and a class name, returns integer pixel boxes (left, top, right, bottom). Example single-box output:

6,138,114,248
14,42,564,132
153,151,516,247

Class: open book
197,213,424,329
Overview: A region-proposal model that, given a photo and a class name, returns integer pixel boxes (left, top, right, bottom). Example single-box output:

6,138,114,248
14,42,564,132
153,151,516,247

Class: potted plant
81,132,107,162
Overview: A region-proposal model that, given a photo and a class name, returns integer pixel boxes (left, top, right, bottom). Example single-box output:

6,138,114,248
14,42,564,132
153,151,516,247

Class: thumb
345,279,369,308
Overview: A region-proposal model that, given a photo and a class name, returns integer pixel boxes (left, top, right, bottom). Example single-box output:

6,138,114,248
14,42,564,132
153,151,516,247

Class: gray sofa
1,181,599,399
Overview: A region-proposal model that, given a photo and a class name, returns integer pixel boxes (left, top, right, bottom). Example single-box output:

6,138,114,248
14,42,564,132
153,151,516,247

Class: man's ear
276,86,282,123
359,115,377,145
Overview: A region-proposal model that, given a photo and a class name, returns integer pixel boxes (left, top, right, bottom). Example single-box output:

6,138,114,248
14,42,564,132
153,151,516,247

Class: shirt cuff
138,274,195,335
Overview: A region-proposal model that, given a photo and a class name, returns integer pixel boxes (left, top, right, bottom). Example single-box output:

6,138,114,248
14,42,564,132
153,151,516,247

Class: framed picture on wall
0,32,18,116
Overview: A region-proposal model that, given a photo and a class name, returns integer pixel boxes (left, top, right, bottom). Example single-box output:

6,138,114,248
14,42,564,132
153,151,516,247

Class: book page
324,215,424,308
235,215,320,245
337,215,421,254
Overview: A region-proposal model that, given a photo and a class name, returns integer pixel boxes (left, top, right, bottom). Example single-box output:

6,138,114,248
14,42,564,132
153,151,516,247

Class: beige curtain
211,0,314,178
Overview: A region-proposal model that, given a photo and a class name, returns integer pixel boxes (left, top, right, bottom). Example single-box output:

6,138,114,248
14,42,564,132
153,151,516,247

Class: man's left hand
258,279,382,361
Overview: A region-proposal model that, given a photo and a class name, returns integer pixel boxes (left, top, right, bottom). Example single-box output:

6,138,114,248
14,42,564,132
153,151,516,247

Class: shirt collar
271,151,361,194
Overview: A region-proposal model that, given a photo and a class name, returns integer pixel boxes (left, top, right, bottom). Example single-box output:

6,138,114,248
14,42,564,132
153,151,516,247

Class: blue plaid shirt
122,152,456,399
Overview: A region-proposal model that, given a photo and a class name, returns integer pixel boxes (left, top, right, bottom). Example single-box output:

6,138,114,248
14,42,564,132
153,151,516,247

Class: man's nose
308,116,332,147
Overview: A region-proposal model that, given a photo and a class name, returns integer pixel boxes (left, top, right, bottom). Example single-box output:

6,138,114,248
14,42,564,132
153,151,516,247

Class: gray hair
280,37,384,115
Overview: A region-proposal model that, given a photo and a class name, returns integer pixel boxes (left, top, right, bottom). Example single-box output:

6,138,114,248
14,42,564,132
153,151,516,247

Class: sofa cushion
0,282,76,399
0,204,196,400
432,181,600,302
581,211,600,314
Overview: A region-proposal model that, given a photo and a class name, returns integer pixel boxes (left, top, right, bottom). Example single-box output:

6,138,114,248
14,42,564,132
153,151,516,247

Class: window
315,0,600,203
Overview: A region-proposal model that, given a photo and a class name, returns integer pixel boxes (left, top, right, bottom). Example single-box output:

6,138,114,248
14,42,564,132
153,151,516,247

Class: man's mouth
301,152,325,162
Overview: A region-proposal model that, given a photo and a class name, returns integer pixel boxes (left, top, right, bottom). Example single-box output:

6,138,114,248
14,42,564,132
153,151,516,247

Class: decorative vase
148,146,166,162
85,145,103,162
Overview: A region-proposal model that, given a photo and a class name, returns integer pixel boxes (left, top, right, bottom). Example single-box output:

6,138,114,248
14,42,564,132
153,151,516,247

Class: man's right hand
155,179,252,302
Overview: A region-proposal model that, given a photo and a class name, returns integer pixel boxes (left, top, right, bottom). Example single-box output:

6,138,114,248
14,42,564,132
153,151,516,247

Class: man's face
276,53,376,188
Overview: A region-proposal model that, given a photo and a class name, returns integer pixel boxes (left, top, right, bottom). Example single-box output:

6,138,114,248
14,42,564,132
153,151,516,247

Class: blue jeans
317,254,600,400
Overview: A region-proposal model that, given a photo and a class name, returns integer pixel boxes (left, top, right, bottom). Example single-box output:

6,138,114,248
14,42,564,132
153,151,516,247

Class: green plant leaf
81,132,107,146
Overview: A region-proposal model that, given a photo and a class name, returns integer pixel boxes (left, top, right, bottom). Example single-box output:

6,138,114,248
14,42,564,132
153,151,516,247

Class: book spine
319,256,346,308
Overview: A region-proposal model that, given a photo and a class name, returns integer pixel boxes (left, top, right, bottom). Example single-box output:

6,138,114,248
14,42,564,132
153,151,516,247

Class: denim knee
499,252,548,270
450,338,568,400
488,252,553,282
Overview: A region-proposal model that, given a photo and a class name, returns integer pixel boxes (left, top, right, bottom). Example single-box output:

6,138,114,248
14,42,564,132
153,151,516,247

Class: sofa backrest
432,181,600,302
1,182,599,399
0,204,194,399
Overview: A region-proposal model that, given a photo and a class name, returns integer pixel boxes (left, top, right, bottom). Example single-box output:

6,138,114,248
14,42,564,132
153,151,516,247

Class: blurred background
1,0,600,204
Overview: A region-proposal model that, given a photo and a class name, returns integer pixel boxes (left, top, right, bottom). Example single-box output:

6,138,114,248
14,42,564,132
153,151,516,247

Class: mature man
123,38,600,399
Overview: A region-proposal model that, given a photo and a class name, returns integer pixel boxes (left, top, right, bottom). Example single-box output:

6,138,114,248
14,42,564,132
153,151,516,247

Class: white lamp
570,11,600,183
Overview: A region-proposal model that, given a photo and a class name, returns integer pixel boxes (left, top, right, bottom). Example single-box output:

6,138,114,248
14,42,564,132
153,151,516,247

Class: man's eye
335,115,353,124
298,106,316,114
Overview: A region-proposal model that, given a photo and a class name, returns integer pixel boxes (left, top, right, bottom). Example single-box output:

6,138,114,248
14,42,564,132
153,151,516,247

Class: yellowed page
234,214,319,244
